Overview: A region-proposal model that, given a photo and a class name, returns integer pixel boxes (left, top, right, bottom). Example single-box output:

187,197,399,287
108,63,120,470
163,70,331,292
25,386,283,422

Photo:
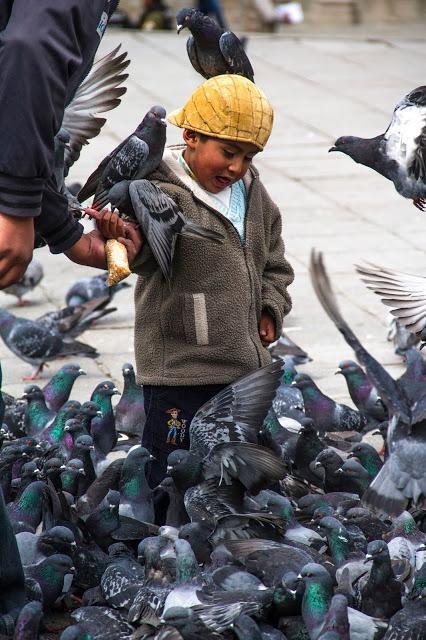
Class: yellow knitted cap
168,74,274,151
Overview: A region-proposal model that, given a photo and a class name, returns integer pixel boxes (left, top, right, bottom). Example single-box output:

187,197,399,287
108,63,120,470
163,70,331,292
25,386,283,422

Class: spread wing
189,360,283,457
356,262,426,333
62,45,129,174
129,179,185,283
384,96,426,179
219,32,254,82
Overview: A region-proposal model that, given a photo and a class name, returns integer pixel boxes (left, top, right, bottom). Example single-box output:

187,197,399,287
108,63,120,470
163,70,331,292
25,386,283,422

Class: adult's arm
0,0,116,284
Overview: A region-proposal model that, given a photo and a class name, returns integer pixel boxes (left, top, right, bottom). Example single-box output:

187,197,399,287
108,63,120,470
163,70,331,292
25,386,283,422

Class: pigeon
36,296,116,342
25,553,75,608
21,385,54,435
119,446,155,523
356,262,426,337
299,563,388,640
387,316,420,355
309,250,426,515
6,480,47,532
90,381,120,457
0,309,98,380
329,86,426,211
293,374,368,433
360,540,403,619
78,105,167,209
114,362,145,437
65,272,130,307
127,179,224,285
1,260,44,306
347,443,383,480
176,8,254,81
336,360,387,423
12,600,43,640
42,363,86,412
16,525,76,567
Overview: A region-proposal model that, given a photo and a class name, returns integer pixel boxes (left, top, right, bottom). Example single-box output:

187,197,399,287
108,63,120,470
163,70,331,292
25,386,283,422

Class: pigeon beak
60,465,67,470
314,461,322,468
347,452,354,459
166,465,173,473
112,388,120,395
35,444,42,450
96,411,102,417
421,342,426,351
334,369,342,375
69,566,76,574
150,455,156,461
71,541,77,548
78,369,86,375
363,554,373,564
328,146,338,152
89,445,95,451
336,468,343,474
297,573,303,580
177,24,183,33
79,469,86,476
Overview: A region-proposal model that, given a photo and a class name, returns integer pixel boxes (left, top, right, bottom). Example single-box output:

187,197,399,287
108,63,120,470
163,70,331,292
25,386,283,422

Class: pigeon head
39,526,76,556
299,562,333,587
21,384,44,400
167,449,191,473
141,105,167,131
364,539,389,564
79,401,101,418
74,434,94,452
329,136,359,155
176,8,201,33
122,362,135,377
63,418,81,433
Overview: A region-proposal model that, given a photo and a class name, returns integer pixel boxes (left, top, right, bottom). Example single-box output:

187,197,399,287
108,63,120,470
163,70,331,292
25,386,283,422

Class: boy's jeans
142,383,227,487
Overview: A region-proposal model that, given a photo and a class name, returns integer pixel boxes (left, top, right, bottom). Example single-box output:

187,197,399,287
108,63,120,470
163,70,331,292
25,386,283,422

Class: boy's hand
259,309,276,347
85,207,143,263
65,228,108,269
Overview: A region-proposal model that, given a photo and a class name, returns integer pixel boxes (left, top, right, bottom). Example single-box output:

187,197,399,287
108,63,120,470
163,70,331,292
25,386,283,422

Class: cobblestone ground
1,24,425,405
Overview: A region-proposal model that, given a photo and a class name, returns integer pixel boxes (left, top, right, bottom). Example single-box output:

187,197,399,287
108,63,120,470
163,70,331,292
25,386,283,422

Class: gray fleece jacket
132,147,294,386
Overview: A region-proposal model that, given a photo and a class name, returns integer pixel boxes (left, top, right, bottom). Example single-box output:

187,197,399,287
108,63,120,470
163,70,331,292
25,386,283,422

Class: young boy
100,74,294,486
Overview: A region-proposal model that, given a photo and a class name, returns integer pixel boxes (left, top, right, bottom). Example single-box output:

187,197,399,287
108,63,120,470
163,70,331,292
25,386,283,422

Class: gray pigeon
0,309,98,380
176,8,254,81
78,105,167,209
329,86,426,211
2,260,44,306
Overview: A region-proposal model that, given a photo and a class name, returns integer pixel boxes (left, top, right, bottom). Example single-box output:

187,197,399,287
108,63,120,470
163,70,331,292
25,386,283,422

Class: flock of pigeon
1,6,426,640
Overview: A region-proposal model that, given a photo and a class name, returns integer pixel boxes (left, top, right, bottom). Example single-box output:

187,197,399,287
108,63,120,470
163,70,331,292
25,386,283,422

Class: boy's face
183,130,259,194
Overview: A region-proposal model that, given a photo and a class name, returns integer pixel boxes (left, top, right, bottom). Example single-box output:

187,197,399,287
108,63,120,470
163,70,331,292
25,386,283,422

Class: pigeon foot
22,364,44,381
413,198,426,211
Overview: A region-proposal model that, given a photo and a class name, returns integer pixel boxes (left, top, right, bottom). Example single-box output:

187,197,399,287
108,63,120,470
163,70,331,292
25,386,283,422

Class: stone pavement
1,24,425,407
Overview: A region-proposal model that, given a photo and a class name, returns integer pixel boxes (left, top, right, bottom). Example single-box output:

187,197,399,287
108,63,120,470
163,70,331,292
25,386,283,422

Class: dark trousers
142,384,227,487
197,0,228,29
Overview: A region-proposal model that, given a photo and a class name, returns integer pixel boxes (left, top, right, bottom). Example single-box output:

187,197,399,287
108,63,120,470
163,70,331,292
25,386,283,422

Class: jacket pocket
183,293,209,346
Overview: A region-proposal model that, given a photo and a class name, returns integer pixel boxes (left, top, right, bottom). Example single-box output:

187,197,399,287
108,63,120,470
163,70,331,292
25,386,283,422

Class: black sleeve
0,0,113,219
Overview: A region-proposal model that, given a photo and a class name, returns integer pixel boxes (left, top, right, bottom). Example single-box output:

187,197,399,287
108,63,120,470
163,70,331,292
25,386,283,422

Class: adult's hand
0,213,34,288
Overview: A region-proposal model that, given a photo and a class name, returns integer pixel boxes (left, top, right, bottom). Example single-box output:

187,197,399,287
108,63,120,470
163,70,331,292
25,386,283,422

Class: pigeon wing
129,179,185,282
310,249,411,422
92,137,149,209
186,36,207,78
356,263,426,333
384,100,426,179
7,321,64,362
219,32,254,82
62,45,129,174
203,442,286,495
189,360,283,458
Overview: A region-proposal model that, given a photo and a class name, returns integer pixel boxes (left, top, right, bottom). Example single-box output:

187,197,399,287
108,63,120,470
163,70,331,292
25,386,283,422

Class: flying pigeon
356,262,426,338
176,8,254,82
329,86,426,211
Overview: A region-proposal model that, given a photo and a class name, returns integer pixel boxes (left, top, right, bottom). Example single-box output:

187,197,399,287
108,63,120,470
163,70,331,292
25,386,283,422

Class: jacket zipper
190,178,263,367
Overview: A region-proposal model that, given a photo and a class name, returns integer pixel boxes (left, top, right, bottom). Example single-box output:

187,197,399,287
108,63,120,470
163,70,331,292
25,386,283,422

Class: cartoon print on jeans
166,407,182,445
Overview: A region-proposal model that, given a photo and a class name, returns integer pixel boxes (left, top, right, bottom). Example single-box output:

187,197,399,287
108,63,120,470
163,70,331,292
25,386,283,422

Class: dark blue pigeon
176,8,254,81
114,362,145,437
90,381,120,456
65,272,130,307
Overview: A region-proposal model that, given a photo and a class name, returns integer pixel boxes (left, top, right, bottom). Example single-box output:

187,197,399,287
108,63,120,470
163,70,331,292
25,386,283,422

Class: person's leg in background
197,0,228,29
